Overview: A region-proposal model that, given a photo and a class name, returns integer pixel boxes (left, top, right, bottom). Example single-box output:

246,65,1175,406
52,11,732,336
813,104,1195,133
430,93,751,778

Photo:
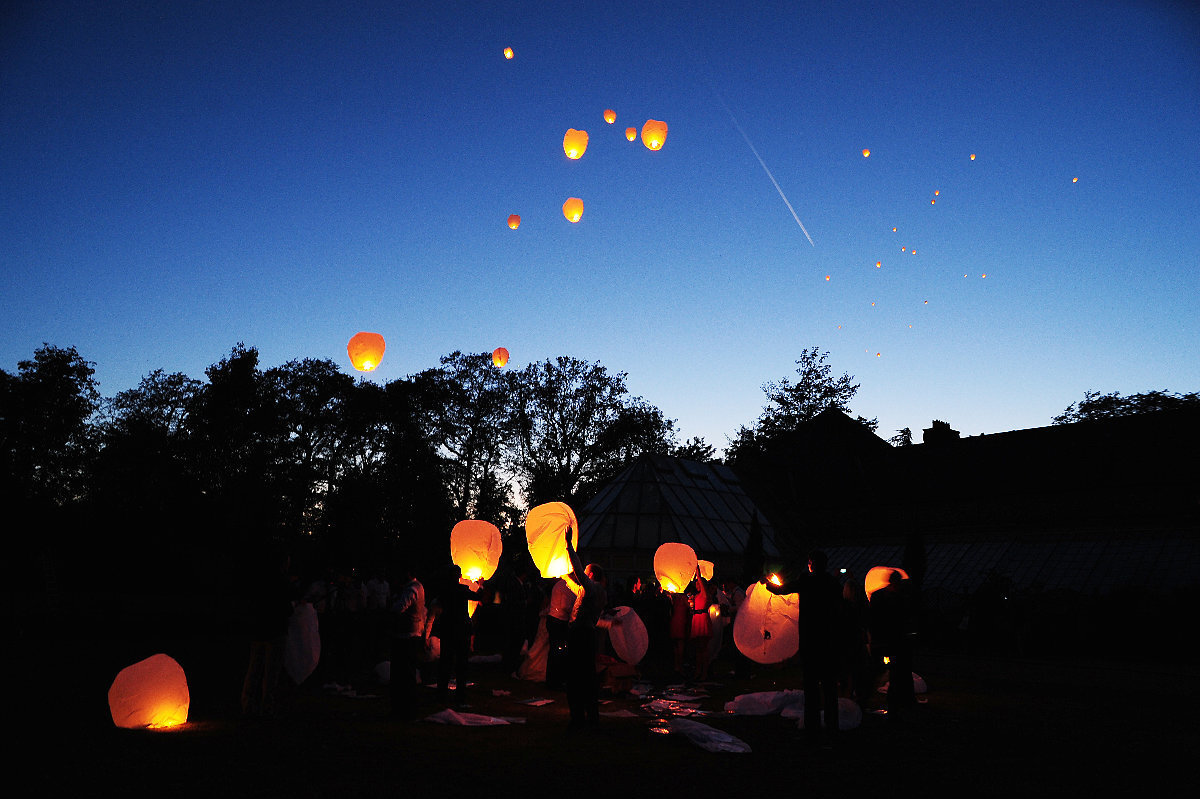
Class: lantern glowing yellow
625,127,636,141
525,501,578,578
504,47,514,59
603,109,616,124
698,559,714,582
507,214,520,229
347,332,386,372
492,347,509,368
862,148,870,157
640,119,667,150
970,153,976,160
108,654,190,729
733,582,799,664
562,197,584,223
1072,177,1078,183
450,520,503,583
864,565,909,600
654,542,698,594
563,128,589,159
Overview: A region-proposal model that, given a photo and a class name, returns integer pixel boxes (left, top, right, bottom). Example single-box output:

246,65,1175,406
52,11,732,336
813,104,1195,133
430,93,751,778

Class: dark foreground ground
24,631,1200,798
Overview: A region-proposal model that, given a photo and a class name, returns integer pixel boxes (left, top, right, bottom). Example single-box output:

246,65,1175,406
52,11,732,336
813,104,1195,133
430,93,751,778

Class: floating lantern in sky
563,128,588,159
451,520,503,582
507,214,520,230
347,332,385,372
562,197,584,223
862,148,870,157
654,542,698,594
931,199,936,204
734,582,799,664
503,47,514,59
825,275,831,281
603,109,616,123
934,190,940,196
525,502,578,578
865,566,909,600
625,127,637,141
1072,177,1078,183
970,153,976,160
492,347,509,368
892,226,897,232
641,119,668,150
109,654,190,729
876,261,882,268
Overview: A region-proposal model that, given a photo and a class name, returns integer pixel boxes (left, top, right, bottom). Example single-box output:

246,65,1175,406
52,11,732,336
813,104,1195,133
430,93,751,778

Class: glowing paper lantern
864,566,909,601
563,128,589,159
525,502,578,578
503,47,514,59
507,214,520,229
451,520,503,582
625,127,636,141
285,602,320,685
1072,177,1078,183
108,654,190,729
492,347,509,368
970,153,976,160
347,332,386,372
603,109,616,124
654,542,697,594
698,560,714,582
562,197,584,223
605,605,649,665
640,119,668,150
733,582,799,665
862,148,870,157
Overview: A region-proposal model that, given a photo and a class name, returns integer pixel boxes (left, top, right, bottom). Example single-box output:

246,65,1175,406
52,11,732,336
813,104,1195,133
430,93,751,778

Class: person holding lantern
563,527,607,730
389,566,425,720
434,564,482,708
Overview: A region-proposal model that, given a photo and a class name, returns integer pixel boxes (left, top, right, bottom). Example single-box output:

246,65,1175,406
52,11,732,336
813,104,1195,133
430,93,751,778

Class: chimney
922,419,960,445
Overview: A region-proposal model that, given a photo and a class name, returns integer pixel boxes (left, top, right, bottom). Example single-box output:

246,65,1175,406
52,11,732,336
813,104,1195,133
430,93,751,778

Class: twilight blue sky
3,0,1198,452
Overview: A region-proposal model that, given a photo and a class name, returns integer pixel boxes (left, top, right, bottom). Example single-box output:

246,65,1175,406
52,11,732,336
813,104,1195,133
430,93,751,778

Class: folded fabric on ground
669,718,751,753
723,689,804,715
425,708,512,726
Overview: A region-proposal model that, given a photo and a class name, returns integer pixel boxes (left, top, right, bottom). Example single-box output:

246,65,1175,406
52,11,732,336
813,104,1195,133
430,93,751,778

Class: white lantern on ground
108,653,190,729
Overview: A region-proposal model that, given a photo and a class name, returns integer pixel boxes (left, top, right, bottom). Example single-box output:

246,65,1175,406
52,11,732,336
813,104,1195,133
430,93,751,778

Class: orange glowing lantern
1072,177,1078,183
507,214,520,229
562,197,584,223
970,153,976,160
654,542,697,594
503,47,514,59
698,559,714,582
563,128,589,159
108,654,190,729
864,566,909,600
733,582,799,664
451,519,502,587
625,127,636,141
347,332,386,372
603,109,616,124
640,119,668,150
525,502,578,578
862,148,870,158
492,347,509,368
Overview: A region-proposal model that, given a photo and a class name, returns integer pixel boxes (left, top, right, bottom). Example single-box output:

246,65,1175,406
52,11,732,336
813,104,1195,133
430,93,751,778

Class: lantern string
712,88,815,247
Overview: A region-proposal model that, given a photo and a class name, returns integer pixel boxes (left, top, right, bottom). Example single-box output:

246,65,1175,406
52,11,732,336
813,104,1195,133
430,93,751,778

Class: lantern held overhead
654,542,698,594
864,565,909,600
563,128,589,159
733,582,799,664
562,197,584,223
451,520,503,582
640,119,668,150
108,653,190,729
492,347,509,368
698,560,714,582
347,332,386,372
525,501,578,578
507,214,520,229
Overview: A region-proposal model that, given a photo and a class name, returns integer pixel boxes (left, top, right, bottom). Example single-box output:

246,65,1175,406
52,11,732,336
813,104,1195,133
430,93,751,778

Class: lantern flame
767,573,783,586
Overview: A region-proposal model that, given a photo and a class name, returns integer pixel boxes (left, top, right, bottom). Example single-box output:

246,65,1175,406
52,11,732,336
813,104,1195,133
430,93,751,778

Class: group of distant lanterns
344,331,510,374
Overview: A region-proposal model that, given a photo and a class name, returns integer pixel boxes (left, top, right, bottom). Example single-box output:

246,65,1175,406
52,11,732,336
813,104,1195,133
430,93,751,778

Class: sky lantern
563,128,588,159
970,153,976,160
603,605,649,665
492,347,509,368
733,582,799,664
698,560,714,581
603,109,616,123
654,542,697,594
451,520,503,582
562,197,584,223
108,654,190,729
507,214,520,229
1072,177,1079,183
640,119,668,150
525,502,578,578
347,332,385,372
862,148,870,157
625,127,636,141
864,566,909,600
503,47,514,59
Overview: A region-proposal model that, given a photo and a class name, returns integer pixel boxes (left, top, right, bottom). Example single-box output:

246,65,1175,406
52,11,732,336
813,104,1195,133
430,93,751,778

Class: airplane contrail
716,94,815,247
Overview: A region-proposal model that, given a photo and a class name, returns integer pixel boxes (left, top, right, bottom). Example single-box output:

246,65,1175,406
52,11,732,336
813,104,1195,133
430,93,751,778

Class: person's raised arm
565,526,585,580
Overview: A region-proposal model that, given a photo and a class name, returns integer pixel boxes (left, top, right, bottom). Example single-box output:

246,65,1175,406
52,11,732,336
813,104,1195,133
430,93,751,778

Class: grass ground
30,627,1200,799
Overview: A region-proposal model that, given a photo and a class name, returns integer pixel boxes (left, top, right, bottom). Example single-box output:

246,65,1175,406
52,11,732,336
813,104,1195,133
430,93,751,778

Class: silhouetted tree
671,436,717,462
888,427,914,447
1053,389,1200,424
